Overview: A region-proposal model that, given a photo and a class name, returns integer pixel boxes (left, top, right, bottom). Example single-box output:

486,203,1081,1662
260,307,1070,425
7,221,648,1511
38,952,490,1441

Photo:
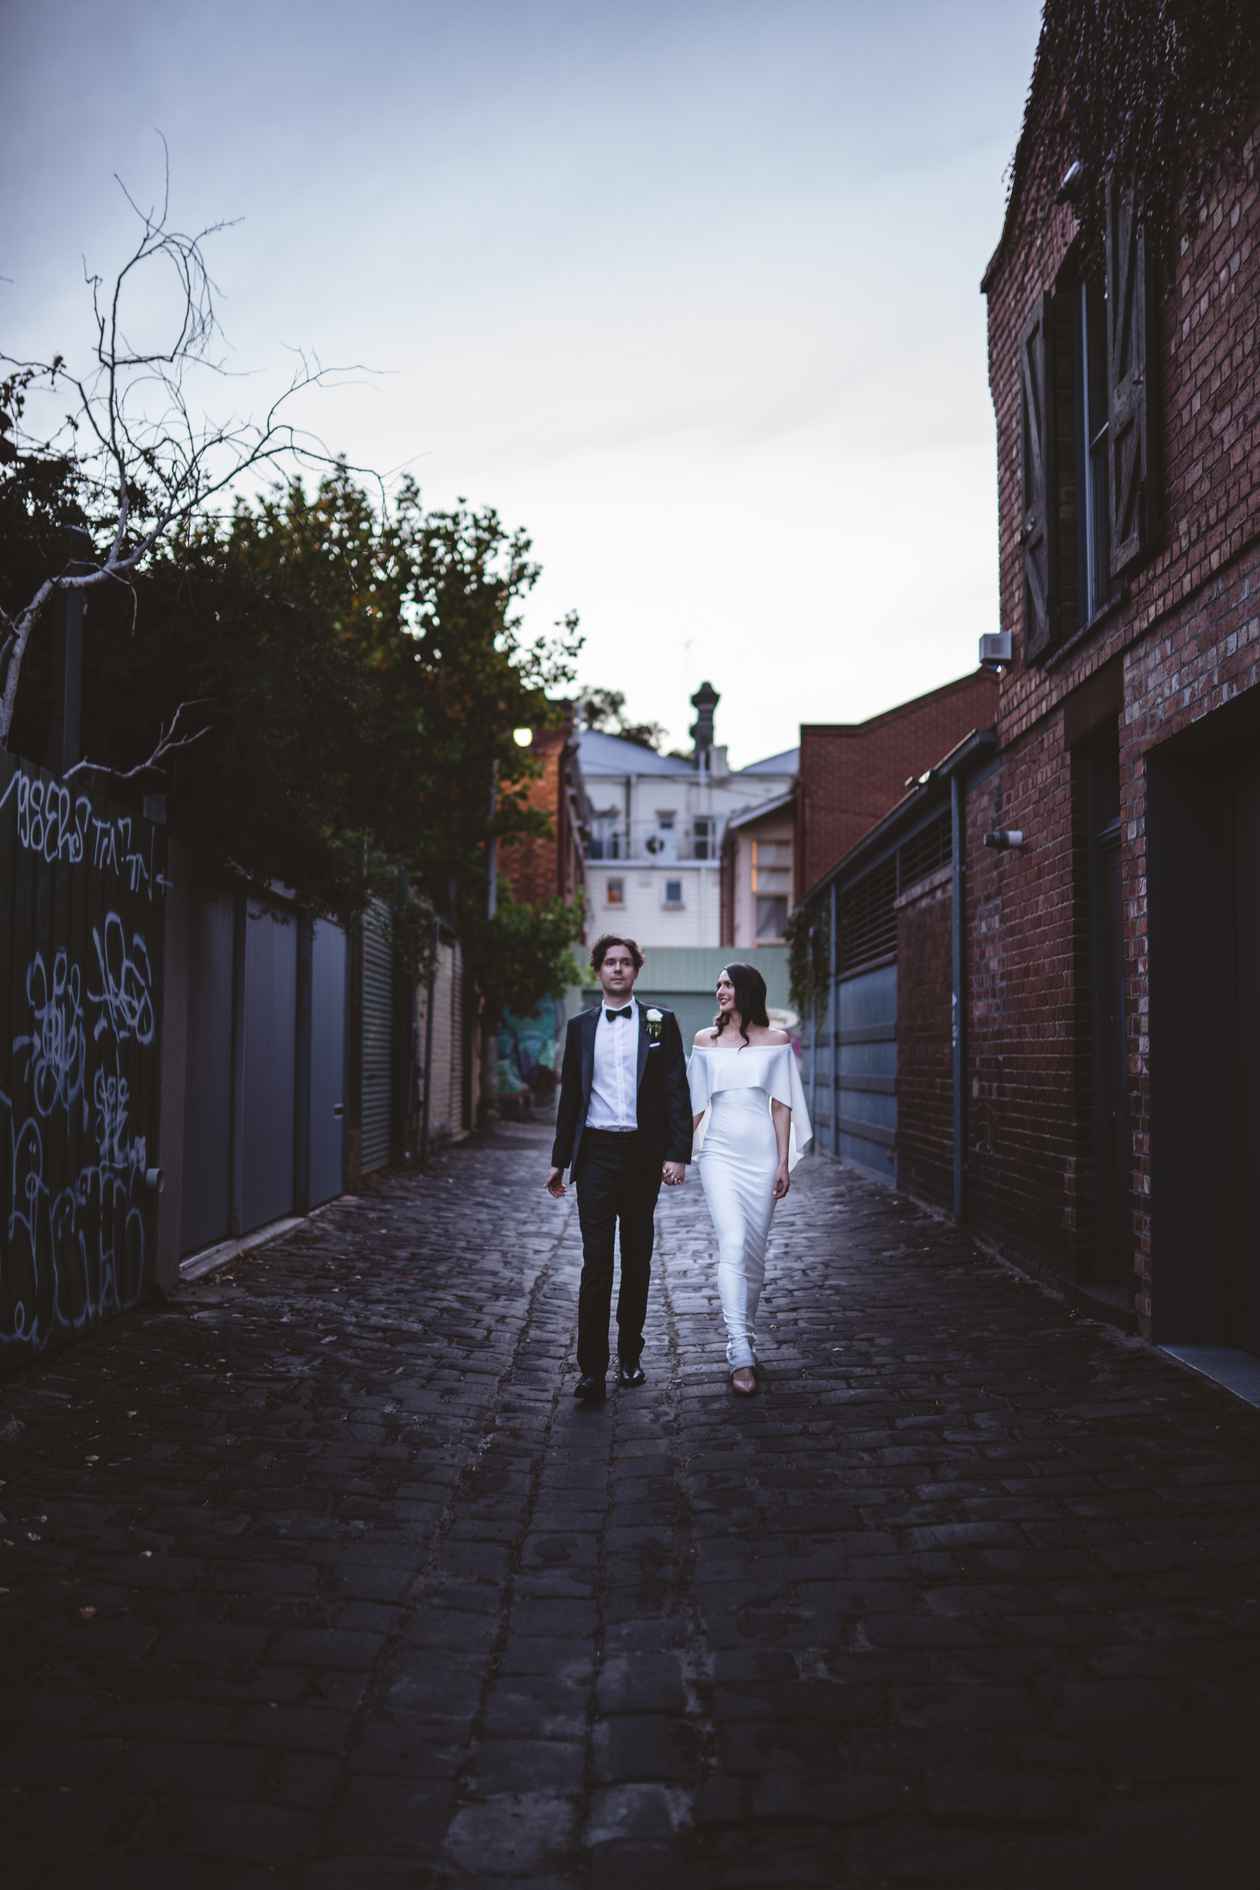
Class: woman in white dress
688,963,811,1395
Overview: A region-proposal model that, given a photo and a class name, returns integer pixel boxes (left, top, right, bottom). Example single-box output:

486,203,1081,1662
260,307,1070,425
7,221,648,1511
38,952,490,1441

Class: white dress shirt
586,1000,640,1130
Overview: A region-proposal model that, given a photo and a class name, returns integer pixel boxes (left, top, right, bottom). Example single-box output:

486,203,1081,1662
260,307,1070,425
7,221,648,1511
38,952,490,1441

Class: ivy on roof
1002,0,1258,264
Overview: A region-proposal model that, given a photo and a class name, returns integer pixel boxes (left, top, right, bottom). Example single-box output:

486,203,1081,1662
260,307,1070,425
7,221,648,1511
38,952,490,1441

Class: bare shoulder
693,1026,719,1045
762,1028,791,1045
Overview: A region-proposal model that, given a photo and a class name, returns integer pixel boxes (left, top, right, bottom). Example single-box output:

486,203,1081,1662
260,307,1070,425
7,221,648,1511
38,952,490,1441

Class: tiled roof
740,747,798,775
577,729,685,775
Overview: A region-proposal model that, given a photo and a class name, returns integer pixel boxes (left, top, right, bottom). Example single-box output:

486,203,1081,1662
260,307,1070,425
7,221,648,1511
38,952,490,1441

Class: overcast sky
2,0,1043,765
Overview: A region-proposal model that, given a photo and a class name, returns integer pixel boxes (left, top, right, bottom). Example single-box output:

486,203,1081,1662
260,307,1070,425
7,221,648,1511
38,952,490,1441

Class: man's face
597,945,639,1001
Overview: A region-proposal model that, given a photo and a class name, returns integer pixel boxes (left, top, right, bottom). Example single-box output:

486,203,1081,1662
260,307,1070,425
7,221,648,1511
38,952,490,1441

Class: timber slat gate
0,748,166,1365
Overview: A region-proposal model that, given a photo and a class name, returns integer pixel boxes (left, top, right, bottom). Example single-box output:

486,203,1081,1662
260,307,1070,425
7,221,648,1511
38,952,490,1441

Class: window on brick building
1020,183,1156,663
751,838,791,937
755,894,788,940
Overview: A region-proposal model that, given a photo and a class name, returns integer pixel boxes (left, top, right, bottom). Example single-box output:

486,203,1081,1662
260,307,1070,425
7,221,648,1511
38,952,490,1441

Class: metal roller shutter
360,900,395,1172
449,941,465,1132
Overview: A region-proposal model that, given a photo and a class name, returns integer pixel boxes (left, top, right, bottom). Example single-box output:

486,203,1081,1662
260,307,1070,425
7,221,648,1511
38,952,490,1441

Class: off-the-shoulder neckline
693,1040,790,1054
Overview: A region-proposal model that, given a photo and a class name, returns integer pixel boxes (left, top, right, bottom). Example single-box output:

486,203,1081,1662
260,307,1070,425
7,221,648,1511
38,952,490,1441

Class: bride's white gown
687,1044,812,1370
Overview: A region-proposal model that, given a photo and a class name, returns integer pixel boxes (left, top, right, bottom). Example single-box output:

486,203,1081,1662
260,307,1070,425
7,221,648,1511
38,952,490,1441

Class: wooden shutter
1019,293,1056,662
1105,181,1151,577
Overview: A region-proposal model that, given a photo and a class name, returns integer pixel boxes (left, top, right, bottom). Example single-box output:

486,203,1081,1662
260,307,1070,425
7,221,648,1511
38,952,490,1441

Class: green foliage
1014,0,1259,256
3,459,584,930
466,891,586,1025
785,897,830,1020
580,685,668,753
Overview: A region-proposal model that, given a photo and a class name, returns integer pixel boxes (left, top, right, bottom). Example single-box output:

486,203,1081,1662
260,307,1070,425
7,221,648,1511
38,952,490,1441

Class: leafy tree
579,685,668,753
466,891,586,1026
56,467,584,951
1,163,588,1020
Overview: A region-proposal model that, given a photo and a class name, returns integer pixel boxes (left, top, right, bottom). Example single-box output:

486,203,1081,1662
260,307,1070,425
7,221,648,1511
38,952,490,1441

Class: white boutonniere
645,1007,664,1043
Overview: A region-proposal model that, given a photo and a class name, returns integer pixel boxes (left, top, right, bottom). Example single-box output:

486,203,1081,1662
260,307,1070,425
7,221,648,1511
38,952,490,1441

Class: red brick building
497,706,588,923
969,63,1259,1347
797,671,998,901
794,731,992,1195
794,16,1259,1369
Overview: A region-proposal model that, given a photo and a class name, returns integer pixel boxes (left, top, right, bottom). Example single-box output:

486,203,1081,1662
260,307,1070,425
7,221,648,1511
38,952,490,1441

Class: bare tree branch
0,141,384,749
63,700,211,783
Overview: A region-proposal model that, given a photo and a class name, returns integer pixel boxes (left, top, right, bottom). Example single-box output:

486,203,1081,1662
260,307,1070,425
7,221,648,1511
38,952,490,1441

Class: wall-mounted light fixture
978,630,1013,673
983,829,1025,852
1056,160,1085,205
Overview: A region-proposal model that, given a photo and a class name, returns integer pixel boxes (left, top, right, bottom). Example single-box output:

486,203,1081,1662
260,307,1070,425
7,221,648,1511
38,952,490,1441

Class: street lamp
487,728,534,921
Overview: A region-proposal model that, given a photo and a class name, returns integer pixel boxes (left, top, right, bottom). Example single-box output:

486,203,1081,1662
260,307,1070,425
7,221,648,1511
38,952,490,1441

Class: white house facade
579,685,796,953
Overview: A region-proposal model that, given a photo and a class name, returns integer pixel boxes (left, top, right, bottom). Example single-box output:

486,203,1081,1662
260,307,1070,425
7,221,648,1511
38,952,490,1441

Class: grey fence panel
836,961,897,1181
240,901,299,1235
179,889,236,1257
801,996,838,1156
1,750,165,1364
310,918,347,1206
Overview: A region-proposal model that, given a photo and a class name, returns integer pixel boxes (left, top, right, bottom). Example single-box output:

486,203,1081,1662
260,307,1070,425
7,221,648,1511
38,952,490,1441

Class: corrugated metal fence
3,742,475,1364
360,900,395,1174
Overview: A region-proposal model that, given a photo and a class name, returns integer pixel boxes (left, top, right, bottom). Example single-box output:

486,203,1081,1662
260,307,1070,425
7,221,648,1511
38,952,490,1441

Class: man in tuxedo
546,933,692,1404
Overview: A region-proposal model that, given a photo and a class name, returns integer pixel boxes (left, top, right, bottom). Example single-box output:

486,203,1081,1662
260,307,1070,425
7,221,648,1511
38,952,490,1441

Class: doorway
1148,700,1260,1347
1231,757,1259,1349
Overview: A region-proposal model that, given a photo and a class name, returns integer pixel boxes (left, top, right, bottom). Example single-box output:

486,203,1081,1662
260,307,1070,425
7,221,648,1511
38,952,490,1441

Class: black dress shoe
573,1374,606,1405
616,1360,646,1389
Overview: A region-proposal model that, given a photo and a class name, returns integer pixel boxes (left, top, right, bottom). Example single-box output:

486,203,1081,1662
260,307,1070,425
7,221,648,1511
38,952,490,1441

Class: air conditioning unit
978,630,1013,671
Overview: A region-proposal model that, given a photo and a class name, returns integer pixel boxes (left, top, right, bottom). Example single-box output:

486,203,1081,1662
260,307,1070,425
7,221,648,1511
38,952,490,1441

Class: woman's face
716,970,736,1015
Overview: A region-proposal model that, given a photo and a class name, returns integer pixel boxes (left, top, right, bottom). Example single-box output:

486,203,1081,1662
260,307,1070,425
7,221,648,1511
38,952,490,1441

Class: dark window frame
1018,180,1157,668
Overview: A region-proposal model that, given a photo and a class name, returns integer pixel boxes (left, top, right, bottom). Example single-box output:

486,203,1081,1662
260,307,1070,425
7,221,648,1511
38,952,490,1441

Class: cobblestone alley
2,1122,1259,1888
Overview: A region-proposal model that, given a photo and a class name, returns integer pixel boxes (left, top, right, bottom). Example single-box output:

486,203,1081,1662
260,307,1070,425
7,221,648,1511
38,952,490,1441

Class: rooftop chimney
690,681,720,769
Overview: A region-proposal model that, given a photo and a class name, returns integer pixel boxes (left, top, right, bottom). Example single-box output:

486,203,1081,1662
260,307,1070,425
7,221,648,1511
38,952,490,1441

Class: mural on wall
0,754,166,1358
496,998,565,1110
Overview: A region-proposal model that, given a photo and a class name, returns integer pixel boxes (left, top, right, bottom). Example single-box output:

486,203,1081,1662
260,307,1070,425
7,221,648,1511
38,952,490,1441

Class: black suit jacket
551,1000,693,1177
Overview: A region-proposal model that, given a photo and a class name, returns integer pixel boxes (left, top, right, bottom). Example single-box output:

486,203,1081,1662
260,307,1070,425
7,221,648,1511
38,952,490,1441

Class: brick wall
894,864,954,1212
964,744,1087,1276
798,671,998,899
977,87,1259,1328
498,714,586,918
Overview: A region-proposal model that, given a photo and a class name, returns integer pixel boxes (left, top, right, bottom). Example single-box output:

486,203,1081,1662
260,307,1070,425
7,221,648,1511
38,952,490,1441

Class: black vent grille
838,858,897,974
836,814,953,975
898,813,952,892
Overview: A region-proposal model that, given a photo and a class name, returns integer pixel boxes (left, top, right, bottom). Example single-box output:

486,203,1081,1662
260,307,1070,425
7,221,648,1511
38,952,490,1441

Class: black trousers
574,1129,662,1378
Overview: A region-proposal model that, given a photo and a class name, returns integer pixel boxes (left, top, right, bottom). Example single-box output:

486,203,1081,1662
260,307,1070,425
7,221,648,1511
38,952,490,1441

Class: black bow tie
605,1005,633,1021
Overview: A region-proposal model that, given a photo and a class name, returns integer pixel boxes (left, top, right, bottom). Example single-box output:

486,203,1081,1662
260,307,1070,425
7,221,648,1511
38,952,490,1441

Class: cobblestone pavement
2,1121,1260,1889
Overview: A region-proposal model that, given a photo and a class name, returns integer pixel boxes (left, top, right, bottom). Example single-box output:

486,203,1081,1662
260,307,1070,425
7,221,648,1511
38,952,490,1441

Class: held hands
549,1163,687,1192
772,1162,791,1201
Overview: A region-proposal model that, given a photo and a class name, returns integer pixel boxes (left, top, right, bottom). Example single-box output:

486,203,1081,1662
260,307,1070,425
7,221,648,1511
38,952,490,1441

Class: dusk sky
3,0,1044,764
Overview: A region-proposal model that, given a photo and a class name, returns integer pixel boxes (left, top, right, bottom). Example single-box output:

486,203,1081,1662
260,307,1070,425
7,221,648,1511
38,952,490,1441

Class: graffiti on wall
1,754,165,1356
496,998,564,1109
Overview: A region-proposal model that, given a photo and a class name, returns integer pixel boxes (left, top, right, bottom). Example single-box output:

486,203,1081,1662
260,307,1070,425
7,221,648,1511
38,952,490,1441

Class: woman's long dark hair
714,962,770,1048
